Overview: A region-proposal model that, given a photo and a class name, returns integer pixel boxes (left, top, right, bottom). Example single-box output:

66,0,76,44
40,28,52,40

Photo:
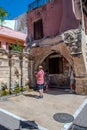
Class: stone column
28,60,35,88
8,52,12,94
19,54,23,91
73,54,87,94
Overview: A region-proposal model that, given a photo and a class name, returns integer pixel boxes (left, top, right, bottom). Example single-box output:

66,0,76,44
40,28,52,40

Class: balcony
28,0,50,11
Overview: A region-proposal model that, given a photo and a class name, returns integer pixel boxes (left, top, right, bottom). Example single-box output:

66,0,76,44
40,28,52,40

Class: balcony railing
28,0,50,11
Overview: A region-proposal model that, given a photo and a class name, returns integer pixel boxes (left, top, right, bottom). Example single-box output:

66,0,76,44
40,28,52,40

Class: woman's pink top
36,69,44,84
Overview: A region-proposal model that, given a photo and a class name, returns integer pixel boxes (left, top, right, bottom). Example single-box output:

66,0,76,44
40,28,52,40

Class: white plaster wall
3,20,16,30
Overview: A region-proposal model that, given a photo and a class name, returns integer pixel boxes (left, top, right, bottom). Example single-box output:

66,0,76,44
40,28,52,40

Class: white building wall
3,20,16,30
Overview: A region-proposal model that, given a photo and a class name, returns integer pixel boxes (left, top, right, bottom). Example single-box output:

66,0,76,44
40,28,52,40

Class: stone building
27,0,87,94
14,13,27,34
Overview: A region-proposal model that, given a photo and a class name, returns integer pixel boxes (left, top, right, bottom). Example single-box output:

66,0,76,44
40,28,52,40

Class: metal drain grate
53,113,74,123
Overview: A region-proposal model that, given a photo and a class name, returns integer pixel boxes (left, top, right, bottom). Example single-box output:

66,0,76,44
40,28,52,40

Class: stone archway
30,42,73,88
42,52,71,88
31,42,73,71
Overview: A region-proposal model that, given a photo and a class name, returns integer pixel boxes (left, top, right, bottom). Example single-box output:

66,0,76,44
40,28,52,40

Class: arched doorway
30,43,73,89
42,52,70,89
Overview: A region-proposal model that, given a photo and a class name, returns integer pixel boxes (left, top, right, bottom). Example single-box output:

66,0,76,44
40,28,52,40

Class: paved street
0,89,87,130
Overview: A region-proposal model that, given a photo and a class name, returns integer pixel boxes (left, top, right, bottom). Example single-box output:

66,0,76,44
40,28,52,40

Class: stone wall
0,55,9,88
0,50,29,90
14,13,27,34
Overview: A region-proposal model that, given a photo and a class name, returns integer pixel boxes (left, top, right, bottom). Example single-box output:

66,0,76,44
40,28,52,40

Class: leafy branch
0,7,8,26
9,41,23,52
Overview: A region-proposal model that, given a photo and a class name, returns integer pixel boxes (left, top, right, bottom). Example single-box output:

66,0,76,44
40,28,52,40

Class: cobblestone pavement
0,89,87,130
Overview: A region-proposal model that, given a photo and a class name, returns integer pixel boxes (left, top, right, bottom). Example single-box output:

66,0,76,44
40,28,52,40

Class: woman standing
36,65,45,99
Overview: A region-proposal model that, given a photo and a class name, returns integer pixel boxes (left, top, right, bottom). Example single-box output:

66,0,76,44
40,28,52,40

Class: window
34,19,43,40
49,57,63,74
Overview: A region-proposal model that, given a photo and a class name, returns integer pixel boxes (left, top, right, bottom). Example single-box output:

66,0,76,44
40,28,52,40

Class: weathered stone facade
14,13,27,34
30,40,73,88
0,49,33,91
27,0,87,94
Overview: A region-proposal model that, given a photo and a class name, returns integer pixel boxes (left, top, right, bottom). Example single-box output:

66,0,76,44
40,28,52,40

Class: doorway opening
49,57,63,74
42,52,70,88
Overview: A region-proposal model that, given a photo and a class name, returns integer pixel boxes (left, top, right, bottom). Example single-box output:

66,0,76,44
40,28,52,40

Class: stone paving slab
0,89,86,130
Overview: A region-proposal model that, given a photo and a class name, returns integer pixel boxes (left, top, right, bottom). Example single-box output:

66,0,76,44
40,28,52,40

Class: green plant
14,86,23,93
1,82,7,90
0,82,8,96
0,7,8,26
0,90,6,96
9,41,23,52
